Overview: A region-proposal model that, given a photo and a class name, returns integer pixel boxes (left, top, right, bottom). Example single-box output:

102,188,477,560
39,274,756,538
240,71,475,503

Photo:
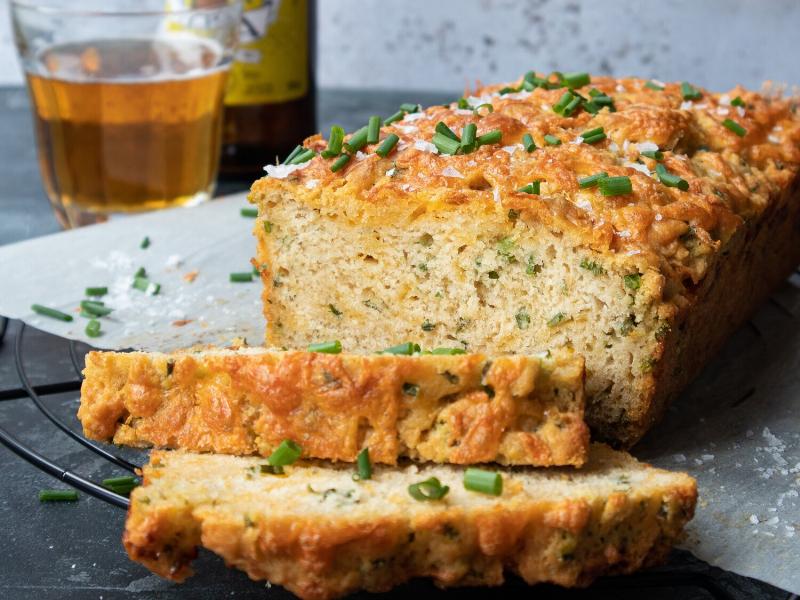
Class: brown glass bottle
220,0,316,181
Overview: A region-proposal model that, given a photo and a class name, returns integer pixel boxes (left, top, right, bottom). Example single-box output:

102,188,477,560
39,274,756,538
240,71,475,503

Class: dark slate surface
0,86,792,599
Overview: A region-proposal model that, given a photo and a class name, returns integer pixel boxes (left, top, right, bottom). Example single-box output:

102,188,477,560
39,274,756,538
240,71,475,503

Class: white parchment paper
0,194,798,593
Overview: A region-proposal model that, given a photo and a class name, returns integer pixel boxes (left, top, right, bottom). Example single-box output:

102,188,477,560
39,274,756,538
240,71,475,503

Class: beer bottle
220,0,316,180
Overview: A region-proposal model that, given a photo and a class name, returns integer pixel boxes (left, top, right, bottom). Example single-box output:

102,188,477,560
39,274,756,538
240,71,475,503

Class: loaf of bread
250,74,800,447
124,445,696,600
78,346,588,466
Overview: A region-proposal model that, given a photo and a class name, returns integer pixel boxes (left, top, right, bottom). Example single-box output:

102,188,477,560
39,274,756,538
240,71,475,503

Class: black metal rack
0,315,795,600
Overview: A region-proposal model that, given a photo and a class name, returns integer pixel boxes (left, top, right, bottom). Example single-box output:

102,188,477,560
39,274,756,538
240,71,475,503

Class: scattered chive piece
547,312,567,327
562,71,590,89
283,145,303,165
140,236,150,249
641,150,664,160
308,340,342,354
383,110,405,126
624,273,642,290
322,125,345,158
80,300,112,317
435,121,460,142
134,266,146,278
430,347,467,355
460,123,477,153
517,181,541,195
463,467,503,496
102,475,138,495
344,126,368,153
580,126,606,144
476,129,502,146
367,115,381,144
598,176,632,196
588,88,614,105
552,91,575,115
730,96,745,108
680,81,702,101
85,319,101,338
287,148,315,165
39,489,78,502
229,272,253,283
544,134,561,146
432,132,461,155
644,80,664,91
498,85,518,95
263,221,273,233
522,133,536,152
655,164,690,191
268,439,302,467
31,304,73,322
375,133,400,158
260,464,285,475
722,118,747,137
472,103,494,117
408,477,449,501
84,287,108,297
331,153,352,172
457,97,469,109
132,276,161,295
240,207,258,218
578,171,609,189
355,448,372,480
381,342,420,355
399,102,420,113
102,476,138,487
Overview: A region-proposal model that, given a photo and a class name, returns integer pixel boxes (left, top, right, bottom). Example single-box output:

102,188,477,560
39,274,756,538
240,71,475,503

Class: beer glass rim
10,0,240,17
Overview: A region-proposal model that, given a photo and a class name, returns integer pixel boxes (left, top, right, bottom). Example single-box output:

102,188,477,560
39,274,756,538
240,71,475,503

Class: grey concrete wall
2,0,798,93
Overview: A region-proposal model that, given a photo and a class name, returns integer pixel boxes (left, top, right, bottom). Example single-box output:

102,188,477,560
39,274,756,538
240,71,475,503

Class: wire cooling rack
0,315,796,600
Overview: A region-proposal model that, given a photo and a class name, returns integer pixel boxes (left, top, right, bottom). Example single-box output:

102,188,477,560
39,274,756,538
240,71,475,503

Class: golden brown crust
124,447,697,600
79,348,588,466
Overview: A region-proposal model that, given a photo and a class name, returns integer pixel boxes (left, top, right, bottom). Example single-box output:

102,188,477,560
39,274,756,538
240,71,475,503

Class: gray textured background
1,0,799,92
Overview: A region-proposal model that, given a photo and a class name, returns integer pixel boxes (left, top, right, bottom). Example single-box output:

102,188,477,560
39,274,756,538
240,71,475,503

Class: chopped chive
544,134,561,146
730,96,745,108
598,176,632,196
399,102,420,113
472,103,494,117
578,171,609,189
331,153,352,172
102,475,138,495
580,127,604,138
240,207,258,218
31,304,73,322
517,181,541,195
432,132,461,155
355,448,372,480
641,150,664,160
624,273,642,290
375,133,399,158
229,272,253,283
102,476,138,487
344,127,368,153
408,477,449,501
84,287,108,297
260,464,285,475
268,439,302,467
263,221,273,233
476,129,502,146
580,126,606,144
644,81,664,91
140,236,150,249
321,125,345,158
85,319,101,338
463,467,503,496
367,115,381,144
381,342,420,355
460,123,477,153
562,71,590,89
655,164,690,191
287,148,315,165
134,266,146,278
429,347,467,355
457,97,469,109
39,489,78,502
552,91,575,115
498,85,518,95
522,133,536,152
722,118,747,137
547,312,567,327
308,340,342,354
435,121,460,142
383,110,405,126
80,300,112,317
283,144,304,165
681,82,702,101
588,89,614,105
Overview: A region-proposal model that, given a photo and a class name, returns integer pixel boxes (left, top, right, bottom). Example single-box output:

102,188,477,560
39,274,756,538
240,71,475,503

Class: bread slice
78,346,588,466
250,74,800,447
124,445,696,600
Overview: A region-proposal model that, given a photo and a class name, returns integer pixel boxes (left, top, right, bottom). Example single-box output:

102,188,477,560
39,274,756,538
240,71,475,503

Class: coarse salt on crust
264,161,312,179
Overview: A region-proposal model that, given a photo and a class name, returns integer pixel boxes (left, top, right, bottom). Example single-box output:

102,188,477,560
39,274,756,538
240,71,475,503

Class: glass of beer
11,1,242,228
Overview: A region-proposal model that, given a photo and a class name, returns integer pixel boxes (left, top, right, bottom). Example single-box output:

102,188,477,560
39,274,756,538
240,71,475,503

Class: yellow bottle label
225,0,309,106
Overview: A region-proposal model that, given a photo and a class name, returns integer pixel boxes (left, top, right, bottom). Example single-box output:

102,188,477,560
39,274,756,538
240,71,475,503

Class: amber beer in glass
11,1,242,228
